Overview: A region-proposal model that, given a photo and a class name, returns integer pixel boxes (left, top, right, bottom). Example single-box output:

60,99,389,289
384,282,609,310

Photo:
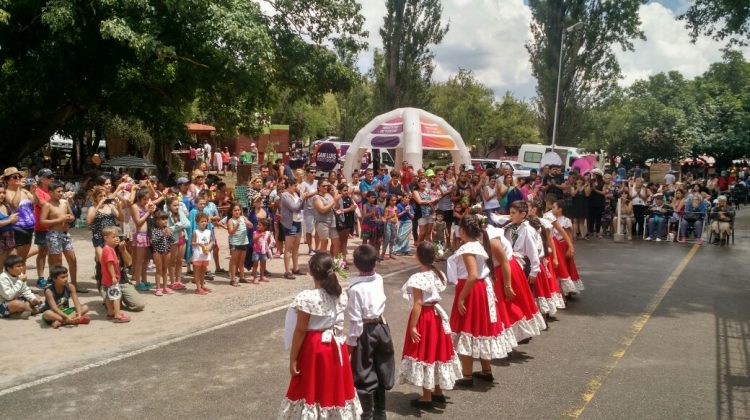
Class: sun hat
2,167,25,179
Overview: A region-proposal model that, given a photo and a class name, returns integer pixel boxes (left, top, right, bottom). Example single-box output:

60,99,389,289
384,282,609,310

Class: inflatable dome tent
342,108,472,177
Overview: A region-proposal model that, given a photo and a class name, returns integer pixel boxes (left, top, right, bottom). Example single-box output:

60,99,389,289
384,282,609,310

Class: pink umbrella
571,155,597,174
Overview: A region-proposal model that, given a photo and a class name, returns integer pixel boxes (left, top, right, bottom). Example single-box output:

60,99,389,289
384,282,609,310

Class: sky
355,0,750,100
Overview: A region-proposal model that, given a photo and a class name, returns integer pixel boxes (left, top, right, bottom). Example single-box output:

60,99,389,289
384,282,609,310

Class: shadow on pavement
715,295,750,420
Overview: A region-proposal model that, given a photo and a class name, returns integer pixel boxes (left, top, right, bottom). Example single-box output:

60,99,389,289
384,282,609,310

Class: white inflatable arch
342,107,472,176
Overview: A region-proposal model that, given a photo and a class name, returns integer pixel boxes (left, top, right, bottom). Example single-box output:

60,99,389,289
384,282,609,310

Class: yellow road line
566,243,701,419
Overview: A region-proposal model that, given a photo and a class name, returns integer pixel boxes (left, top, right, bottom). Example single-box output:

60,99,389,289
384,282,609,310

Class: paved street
2,212,749,420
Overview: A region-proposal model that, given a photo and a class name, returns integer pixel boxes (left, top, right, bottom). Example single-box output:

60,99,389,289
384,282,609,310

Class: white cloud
356,1,749,100
617,2,750,86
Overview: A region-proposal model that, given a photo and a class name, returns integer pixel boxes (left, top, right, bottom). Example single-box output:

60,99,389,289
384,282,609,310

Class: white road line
0,265,418,397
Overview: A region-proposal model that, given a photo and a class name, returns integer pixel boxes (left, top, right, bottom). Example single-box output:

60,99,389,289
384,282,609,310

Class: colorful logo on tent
371,136,401,148
372,117,403,135
420,118,448,136
315,142,339,172
422,136,455,149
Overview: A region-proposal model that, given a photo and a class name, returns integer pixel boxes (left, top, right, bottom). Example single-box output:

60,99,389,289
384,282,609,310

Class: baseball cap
176,177,190,185
37,168,54,178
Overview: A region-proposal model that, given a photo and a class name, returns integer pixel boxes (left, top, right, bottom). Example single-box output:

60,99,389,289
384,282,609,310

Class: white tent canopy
342,108,472,176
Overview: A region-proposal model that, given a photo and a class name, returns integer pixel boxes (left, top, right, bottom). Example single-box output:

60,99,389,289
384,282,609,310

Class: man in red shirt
33,168,54,289
717,170,729,192
400,161,413,188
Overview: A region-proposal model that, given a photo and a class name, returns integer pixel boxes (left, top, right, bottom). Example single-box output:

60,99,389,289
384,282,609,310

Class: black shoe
410,398,434,410
471,371,494,382
432,394,447,404
454,378,474,387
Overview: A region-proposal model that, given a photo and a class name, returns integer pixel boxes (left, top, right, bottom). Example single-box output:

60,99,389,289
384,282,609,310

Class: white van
518,143,601,173
50,133,73,150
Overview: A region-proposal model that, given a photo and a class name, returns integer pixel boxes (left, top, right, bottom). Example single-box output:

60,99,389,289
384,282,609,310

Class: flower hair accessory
333,254,347,279
476,214,488,228
469,203,483,215
432,241,447,259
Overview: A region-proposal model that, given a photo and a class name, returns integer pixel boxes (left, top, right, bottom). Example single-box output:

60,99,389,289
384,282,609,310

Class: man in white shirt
346,244,395,420
298,167,318,255
203,142,212,163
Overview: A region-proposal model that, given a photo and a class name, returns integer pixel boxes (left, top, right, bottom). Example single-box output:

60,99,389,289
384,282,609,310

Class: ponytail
309,252,342,297
481,230,495,281
416,241,446,285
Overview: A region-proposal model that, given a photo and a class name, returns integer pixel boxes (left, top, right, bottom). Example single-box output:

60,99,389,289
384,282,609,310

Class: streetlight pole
551,21,584,149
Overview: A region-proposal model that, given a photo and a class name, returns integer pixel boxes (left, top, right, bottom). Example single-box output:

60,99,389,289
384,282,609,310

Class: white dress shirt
505,221,541,278
347,274,387,346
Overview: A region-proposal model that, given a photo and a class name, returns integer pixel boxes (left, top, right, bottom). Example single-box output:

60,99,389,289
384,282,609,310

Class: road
2,214,749,420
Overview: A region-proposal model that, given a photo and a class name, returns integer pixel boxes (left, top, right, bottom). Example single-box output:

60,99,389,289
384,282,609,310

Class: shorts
362,224,383,240
229,244,247,251
418,215,435,226
0,230,15,252
178,235,186,246
43,307,75,324
92,237,104,248
315,222,337,239
0,297,28,317
48,231,74,255
34,230,48,246
104,284,122,302
252,252,268,262
192,260,209,267
277,224,286,242
13,228,34,247
303,212,316,234
135,231,151,248
437,209,454,225
283,221,302,237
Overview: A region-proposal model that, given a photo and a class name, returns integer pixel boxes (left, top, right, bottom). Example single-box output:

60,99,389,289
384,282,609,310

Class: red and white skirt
553,238,584,295
544,257,566,310
400,305,462,390
279,331,362,419
494,258,546,342
535,257,566,315
450,279,514,360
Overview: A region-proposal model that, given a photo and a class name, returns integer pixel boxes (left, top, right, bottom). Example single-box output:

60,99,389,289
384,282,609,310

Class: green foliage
681,0,750,46
336,78,375,141
374,0,449,112
428,70,540,155
0,0,366,166
581,51,750,167
526,0,646,146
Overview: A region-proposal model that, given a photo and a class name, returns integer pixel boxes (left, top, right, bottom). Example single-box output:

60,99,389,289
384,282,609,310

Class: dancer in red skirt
545,198,583,296
447,215,512,387
280,252,361,419
399,242,462,410
528,199,566,314
487,224,546,342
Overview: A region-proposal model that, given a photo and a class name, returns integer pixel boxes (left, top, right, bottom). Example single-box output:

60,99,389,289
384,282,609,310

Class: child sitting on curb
0,255,43,319
42,265,90,328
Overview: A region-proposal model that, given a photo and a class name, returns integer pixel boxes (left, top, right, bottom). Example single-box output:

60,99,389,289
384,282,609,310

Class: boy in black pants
347,244,395,420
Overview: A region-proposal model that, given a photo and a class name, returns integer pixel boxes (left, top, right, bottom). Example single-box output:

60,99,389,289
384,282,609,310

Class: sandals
113,313,131,323
230,281,241,287
283,272,296,280
455,377,474,387
291,269,306,275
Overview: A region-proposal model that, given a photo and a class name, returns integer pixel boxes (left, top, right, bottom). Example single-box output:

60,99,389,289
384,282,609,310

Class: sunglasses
8,174,22,180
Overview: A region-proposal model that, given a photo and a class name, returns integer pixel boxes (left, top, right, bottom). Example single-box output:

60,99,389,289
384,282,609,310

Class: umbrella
101,155,157,169
540,151,563,167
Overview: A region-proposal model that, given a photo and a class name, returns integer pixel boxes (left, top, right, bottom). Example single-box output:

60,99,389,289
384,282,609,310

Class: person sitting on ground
710,195,734,244
645,193,671,241
42,265,90,328
1,255,43,319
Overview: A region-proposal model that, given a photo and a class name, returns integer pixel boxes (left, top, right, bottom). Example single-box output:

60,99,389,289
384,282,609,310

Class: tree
0,0,367,166
481,93,542,155
374,0,449,112
526,0,645,146
427,69,494,153
681,0,750,46
336,78,375,141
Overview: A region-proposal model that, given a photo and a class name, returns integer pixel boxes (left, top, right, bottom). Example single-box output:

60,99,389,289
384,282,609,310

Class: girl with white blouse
400,242,462,410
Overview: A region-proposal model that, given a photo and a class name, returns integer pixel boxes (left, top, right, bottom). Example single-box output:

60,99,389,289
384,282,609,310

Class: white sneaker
645,237,652,241
655,238,662,242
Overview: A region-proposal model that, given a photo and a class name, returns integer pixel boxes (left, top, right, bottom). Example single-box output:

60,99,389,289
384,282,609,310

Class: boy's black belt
362,316,385,325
